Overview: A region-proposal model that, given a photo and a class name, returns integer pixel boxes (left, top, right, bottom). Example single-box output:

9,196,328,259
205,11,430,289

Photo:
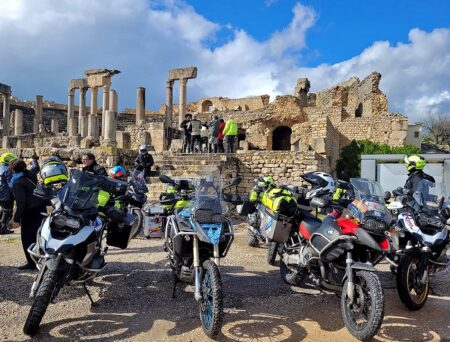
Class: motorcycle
277,178,388,341
160,174,242,339
128,170,149,238
23,170,136,336
386,179,450,310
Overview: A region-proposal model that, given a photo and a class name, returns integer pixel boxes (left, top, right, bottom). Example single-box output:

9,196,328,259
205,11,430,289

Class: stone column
165,80,174,149
51,119,59,133
102,84,110,137
2,94,10,137
34,95,43,133
136,87,145,124
103,110,117,146
79,88,87,137
178,78,187,125
67,90,75,136
109,89,118,114
14,109,23,135
88,86,98,139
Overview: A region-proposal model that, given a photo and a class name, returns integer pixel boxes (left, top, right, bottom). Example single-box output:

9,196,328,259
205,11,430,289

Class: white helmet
139,144,149,152
301,171,336,199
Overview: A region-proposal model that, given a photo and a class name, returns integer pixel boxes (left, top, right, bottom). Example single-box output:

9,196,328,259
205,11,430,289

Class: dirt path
0,227,449,342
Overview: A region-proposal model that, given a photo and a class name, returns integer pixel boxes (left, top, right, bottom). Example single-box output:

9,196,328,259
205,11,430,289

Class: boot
0,226,13,235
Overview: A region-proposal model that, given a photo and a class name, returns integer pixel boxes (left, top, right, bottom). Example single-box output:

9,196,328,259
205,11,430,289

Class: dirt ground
0,226,449,342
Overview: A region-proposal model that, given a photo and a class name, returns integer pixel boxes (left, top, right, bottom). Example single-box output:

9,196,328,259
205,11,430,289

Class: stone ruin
0,69,408,199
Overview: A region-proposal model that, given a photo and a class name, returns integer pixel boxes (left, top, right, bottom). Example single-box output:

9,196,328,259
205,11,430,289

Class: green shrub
336,140,421,178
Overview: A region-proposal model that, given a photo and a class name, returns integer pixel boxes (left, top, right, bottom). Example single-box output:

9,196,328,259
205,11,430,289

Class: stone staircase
145,153,237,202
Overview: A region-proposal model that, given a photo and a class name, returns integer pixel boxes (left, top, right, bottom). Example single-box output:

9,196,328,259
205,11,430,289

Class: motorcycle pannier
106,213,136,249
143,204,166,238
259,206,292,242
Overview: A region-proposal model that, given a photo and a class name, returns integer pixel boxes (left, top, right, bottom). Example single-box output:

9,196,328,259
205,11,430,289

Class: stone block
170,139,183,152
311,137,326,154
69,136,81,147
116,131,131,149
80,137,95,149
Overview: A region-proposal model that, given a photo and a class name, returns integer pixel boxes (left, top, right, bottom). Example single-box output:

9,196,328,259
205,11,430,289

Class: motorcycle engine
299,245,314,266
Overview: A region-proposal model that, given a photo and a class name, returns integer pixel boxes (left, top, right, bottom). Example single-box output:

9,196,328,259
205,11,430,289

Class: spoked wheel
266,241,278,265
199,260,223,339
396,254,429,310
23,269,60,336
279,260,306,286
341,271,384,341
246,229,259,247
131,209,144,238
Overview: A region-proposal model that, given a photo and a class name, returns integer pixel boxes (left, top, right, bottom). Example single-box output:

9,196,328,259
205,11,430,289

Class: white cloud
0,1,449,124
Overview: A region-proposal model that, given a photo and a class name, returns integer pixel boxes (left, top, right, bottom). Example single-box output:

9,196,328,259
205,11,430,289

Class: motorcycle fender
351,262,376,272
46,255,67,272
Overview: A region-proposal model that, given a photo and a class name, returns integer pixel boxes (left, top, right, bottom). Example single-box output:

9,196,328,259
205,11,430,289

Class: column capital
179,78,188,86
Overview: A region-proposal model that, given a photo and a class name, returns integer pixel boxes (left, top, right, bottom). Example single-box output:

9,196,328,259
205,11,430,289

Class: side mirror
310,197,326,208
337,180,351,190
384,191,392,201
159,175,175,184
230,176,242,187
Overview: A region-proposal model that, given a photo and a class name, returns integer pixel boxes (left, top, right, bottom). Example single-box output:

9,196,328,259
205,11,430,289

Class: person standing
208,115,220,153
82,153,107,176
217,119,225,153
0,153,17,235
9,159,47,270
223,114,238,153
190,114,202,153
134,144,154,178
200,123,209,153
179,113,192,153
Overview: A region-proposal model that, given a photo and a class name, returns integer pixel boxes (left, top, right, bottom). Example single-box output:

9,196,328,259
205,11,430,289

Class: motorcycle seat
299,216,322,240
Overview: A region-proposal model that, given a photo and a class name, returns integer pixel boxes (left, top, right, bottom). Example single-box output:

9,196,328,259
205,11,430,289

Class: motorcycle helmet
404,154,426,172
301,171,336,199
139,144,149,153
0,152,17,166
41,157,68,185
109,165,126,180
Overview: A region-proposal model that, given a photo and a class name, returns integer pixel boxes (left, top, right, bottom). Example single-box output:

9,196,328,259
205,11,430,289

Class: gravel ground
0,225,449,342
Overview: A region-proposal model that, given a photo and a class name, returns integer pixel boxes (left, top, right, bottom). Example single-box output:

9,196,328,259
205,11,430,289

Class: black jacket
134,153,154,171
208,119,220,137
82,162,107,176
404,170,435,193
180,119,192,136
12,173,46,222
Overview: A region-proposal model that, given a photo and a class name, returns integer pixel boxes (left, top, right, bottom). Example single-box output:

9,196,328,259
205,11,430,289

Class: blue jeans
225,135,236,153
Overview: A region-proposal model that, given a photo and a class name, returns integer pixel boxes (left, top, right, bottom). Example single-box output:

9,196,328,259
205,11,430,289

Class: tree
422,113,450,145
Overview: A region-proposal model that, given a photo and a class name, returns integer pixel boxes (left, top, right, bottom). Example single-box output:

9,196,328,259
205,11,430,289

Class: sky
0,0,449,123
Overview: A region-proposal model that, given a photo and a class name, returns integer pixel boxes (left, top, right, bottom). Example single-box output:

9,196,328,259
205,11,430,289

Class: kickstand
172,277,178,299
83,283,98,307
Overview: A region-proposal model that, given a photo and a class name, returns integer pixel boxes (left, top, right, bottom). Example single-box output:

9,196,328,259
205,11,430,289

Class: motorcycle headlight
361,217,388,234
52,214,81,230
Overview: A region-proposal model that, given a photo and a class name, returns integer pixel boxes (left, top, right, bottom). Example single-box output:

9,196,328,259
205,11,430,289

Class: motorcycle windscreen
59,169,103,210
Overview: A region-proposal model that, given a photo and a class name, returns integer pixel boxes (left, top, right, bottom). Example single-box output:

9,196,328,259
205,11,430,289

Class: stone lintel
84,69,121,77
70,78,88,91
0,83,11,95
168,67,197,81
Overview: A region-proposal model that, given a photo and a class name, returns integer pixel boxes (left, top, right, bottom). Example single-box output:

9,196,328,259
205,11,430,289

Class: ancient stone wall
125,120,165,152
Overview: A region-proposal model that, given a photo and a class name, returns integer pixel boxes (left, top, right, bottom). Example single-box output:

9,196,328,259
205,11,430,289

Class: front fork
346,251,355,302
193,237,220,301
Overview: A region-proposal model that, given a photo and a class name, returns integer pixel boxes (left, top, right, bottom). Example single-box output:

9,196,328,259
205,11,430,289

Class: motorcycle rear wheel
199,260,223,339
396,254,429,310
131,208,144,238
341,270,384,341
23,269,60,336
266,241,278,265
246,229,259,247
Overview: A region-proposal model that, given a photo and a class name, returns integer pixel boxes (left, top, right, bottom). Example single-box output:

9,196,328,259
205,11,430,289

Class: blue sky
0,0,449,122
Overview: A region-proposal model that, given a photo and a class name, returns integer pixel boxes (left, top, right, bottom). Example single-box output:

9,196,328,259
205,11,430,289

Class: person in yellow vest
223,114,238,153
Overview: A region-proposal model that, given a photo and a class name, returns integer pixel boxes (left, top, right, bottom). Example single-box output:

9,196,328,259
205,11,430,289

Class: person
190,114,202,153
134,144,154,179
179,113,192,153
9,159,47,270
404,155,435,193
217,118,225,153
109,165,127,181
82,153,107,176
208,115,220,153
223,114,238,153
0,153,17,234
200,123,209,153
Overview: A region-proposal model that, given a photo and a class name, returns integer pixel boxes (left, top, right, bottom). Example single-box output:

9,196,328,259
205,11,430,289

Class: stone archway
272,126,292,151
201,100,213,112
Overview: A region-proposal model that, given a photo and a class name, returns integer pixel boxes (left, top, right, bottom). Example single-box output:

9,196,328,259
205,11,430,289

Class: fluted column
14,109,23,135
136,87,145,124
34,95,43,133
178,78,187,125
67,90,75,136
88,86,98,139
109,89,118,114
2,94,10,137
79,88,87,137
102,84,110,137
165,80,174,149
104,110,117,146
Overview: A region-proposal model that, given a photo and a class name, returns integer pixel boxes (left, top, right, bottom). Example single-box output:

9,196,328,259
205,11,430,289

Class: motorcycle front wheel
131,208,144,238
23,269,61,336
199,260,223,339
341,270,384,341
396,254,429,310
266,241,278,265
